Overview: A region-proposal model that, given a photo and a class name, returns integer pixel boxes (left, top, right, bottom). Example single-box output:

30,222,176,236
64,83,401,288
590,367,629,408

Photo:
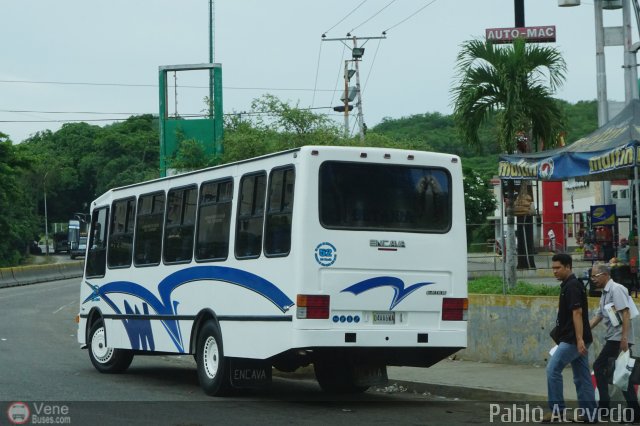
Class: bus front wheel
88,320,133,373
196,320,231,396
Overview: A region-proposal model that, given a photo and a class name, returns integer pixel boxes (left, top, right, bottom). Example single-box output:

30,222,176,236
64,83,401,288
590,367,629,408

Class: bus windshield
319,161,451,232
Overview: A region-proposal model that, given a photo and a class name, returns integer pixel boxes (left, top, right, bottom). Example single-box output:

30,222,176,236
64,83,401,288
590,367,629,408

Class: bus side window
134,192,165,266
108,197,136,268
195,178,233,261
164,186,197,263
86,207,109,277
235,172,266,259
264,166,294,256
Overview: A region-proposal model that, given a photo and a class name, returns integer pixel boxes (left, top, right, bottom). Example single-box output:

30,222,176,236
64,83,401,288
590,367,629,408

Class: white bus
77,145,468,396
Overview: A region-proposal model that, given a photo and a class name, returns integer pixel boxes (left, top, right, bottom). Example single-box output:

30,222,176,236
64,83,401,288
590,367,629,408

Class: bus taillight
296,295,330,319
442,298,468,321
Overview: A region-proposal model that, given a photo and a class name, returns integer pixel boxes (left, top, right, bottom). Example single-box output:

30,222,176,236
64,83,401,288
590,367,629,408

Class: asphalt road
0,278,520,425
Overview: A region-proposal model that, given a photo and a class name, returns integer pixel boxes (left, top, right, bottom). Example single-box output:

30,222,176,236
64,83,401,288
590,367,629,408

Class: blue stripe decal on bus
341,277,435,310
82,266,295,353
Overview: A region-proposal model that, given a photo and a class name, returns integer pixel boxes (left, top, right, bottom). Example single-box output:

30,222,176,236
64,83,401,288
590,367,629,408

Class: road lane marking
53,300,76,314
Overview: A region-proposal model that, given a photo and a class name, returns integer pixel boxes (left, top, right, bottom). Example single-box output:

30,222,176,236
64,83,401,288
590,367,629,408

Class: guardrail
0,261,83,289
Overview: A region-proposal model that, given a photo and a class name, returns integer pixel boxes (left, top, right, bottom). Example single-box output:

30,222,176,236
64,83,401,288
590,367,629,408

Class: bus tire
196,320,231,396
314,360,369,394
88,320,133,373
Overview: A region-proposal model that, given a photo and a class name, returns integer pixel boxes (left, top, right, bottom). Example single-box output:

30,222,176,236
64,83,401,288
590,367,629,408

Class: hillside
371,99,598,178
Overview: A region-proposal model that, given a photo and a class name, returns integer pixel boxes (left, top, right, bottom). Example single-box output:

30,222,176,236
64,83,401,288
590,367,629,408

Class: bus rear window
319,162,451,232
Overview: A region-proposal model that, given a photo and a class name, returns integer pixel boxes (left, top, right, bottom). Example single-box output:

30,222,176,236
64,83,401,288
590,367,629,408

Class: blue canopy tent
499,99,640,182
497,99,640,277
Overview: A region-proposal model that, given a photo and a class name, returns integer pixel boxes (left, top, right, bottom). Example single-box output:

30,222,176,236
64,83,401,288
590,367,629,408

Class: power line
0,79,156,88
0,105,339,124
0,118,133,123
329,43,348,107
323,0,368,35
350,0,397,34
0,109,145,115
362,38,383,93
383,0,439,34
311,40,324,108
0,79,338,93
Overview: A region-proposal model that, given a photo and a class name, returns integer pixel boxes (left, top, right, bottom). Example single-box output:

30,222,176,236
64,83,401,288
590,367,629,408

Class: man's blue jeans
546,341,597,414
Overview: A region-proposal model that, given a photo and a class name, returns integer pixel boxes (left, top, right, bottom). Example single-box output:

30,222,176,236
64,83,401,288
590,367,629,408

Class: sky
0,0,633,143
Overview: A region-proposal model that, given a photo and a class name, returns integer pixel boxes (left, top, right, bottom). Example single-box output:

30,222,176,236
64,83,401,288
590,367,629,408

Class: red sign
485,25,556,44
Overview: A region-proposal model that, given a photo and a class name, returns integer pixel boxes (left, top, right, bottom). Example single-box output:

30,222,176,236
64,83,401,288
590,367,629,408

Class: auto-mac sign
485,25,556,44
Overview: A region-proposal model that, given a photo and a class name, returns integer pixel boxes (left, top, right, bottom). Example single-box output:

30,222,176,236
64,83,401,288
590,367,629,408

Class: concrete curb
0,267,17,288
0,262,83,289
388,380,548,402
271,367,551,402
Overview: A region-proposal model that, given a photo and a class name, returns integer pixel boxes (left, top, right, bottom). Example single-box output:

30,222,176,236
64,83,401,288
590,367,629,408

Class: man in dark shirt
543,253,596,422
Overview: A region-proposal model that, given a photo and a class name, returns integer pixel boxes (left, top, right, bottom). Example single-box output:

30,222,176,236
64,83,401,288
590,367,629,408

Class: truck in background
68,218,88,259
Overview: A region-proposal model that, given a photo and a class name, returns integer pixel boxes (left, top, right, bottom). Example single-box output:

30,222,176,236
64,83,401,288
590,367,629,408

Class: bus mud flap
229,358,272,389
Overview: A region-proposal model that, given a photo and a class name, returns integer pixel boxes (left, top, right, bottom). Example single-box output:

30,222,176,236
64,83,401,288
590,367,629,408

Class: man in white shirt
589,262,640,422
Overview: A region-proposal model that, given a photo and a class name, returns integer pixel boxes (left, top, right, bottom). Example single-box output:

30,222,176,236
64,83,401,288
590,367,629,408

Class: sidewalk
386,358,583,402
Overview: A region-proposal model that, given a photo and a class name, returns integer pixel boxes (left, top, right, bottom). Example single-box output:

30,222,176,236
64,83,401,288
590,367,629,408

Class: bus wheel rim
203,336,220,379
92,327,114,363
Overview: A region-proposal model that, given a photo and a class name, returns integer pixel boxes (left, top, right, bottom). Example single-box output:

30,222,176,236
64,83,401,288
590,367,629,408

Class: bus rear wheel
196,320,231,396
314,359,369,394
88,320,133,373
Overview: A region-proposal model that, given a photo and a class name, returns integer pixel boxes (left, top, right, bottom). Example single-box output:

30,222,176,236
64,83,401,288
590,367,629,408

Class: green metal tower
158,63,223,177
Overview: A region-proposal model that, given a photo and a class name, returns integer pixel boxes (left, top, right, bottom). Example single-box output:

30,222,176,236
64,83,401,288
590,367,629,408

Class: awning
498,99,640,181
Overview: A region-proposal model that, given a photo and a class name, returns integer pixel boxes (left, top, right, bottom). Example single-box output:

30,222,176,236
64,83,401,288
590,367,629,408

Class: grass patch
468,276,560,296
20,255,57,266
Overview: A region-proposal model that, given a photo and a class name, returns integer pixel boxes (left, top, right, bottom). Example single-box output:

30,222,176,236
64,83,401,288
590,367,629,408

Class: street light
559,0,622,7
559,0,640,262
559,0,638,204
558,0,581,6
603,0,623,9
43,171,49,256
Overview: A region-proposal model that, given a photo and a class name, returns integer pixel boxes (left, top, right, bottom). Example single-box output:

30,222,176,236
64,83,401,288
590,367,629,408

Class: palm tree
451,38,566,289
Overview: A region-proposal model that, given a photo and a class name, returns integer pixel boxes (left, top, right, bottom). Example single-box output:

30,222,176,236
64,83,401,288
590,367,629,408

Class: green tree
463,167,497,247
17,115,159,218
452,38,566,288
249,94,342,148
220,95,343,164
0,132,39,265
168,138,218,173
221,117,279,163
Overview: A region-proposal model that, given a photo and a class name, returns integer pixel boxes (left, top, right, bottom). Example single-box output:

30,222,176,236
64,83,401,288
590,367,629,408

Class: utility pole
514,0,525,27
44,171,49,256
352,37,366,142
343,61,350,137
209,0,215,118
323,34,386,141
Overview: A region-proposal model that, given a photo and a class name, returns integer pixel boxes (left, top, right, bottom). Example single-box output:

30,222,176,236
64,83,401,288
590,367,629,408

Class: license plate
373,311,395,324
